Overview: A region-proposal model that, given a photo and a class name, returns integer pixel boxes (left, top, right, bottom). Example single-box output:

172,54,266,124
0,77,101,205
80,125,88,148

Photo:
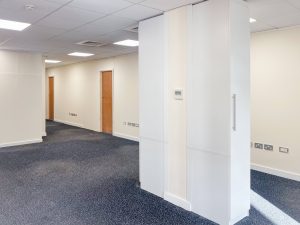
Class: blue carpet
0,121,298,225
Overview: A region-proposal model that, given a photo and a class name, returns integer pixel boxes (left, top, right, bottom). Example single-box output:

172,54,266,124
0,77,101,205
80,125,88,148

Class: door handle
232,94,237,131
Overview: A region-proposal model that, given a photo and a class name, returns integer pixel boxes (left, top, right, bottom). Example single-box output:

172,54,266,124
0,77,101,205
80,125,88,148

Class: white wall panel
0,50,44,147
187,0,250,224
139,15,165,197
230,0,251,221
164,6,188,201
187,0,231,156
189,149,230,223
139,139,164,197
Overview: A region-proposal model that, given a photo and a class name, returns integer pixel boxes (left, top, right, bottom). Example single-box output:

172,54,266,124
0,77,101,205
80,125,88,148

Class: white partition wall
139,15,165,197
0,50,45,147
164,6,190,210
187,0,250,224
139,1,250,224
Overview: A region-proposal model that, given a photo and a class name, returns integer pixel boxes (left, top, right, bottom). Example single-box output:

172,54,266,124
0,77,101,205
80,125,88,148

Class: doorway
49,77,54,121
101,71,113,134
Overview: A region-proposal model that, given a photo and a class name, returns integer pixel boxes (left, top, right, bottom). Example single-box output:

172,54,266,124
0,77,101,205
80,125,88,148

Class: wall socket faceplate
254,143,263,149
264,144,273,151
124,122,139,128
253,141,289,153
279,147,289,153
174,88,183,100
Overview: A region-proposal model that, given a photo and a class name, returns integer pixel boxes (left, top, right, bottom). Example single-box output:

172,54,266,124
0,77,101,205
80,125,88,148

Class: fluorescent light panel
45,59,61,64
114,39,139,47
0,19,31,31
249,18,256,23
68,52,94,57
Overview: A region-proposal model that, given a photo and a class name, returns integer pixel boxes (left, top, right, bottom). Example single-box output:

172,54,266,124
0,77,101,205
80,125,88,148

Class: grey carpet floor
0,121,298,225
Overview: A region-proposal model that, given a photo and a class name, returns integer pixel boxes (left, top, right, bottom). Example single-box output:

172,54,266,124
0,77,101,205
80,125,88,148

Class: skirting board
229,211,249,225
0,138,43,148
164,192,191,211
113,132,139,142
54,119,83,128
252,163,300,182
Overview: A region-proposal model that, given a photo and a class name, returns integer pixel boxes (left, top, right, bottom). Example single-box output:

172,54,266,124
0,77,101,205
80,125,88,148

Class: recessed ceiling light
45,59,61,64
249,18,257,23
68,52,94,57
114,39,139,47
0,19,31,31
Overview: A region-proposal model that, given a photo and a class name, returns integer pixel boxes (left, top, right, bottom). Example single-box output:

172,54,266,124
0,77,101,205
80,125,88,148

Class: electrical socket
279,147,289,154
264,144,273,151
255,143,263,149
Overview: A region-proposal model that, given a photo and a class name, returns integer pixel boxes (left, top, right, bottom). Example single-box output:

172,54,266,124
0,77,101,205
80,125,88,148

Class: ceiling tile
56,15,137,40
0,32,11,45
97,30,138,43
13,25,67,41
44,0,73,5
115,4,162,21
69,0,133,14
287,0,300,9
125,0,146,3
0,0,61,23
140,0,202,11
250,22,275,33
248,0,299,20
37,6,105,30
261,13,300,29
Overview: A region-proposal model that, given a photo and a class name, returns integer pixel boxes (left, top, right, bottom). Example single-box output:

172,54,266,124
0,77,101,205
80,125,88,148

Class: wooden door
49,77,54,120
101,71,112,134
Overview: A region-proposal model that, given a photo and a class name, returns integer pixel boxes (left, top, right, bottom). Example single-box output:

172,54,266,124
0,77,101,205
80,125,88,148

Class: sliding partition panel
188,1,231,223
229,0,251,220
187,0,250,224
139,1,250,224
139,15,165,197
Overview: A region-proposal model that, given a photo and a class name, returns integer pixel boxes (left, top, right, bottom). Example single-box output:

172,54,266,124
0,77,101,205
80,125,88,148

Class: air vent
76,40,105,47
124,25,139,33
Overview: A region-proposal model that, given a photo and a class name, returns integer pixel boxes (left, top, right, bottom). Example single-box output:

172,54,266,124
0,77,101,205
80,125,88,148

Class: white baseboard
0,138,43,148
229,211,249,225
164,192,191,211
42,132,47,137
54,119,83,128
113,132,139,142
251,163,300,182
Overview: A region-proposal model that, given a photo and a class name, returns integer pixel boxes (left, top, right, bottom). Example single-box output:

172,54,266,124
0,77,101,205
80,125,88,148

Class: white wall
0,50,45,147
251,27,300,179
46,53,139,140
140,1,250,224
188,1,250,224
165,6,188,204
139,15,165,197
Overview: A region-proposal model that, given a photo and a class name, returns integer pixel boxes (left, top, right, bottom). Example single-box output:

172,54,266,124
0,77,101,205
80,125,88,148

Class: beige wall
165,6,188,200
0,50,45,147
251,27,300,177
46,53,139,140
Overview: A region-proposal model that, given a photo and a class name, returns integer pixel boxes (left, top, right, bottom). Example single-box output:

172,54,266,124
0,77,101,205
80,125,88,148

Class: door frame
100,70,114,133
48,76,55,121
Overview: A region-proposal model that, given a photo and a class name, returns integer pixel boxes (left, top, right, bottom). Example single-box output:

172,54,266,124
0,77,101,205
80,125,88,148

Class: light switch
174,88,183,100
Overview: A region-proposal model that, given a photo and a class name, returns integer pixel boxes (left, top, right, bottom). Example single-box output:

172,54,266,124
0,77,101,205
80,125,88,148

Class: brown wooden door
101,71,112,134
49,77,54,120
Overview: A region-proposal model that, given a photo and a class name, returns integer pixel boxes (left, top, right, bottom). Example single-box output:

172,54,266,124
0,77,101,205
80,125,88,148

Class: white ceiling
248,0,300,32
0,0,300,67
